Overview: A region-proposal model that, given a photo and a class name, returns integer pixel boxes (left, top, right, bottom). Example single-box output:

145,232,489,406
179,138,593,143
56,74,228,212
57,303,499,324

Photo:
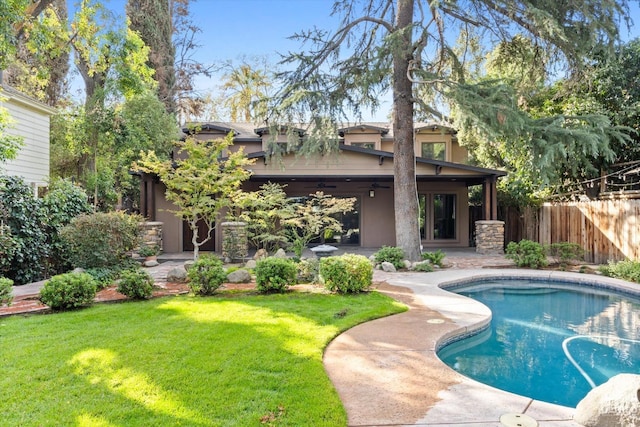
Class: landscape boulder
166,266,188,283
253,249,268,260
245,259,257,269
273,248,288,258
574,373,640,427
380,262,396,272
226,269,252,283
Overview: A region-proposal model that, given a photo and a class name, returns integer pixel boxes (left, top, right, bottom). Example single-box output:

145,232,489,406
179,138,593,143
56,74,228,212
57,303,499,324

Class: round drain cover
499,413,538,427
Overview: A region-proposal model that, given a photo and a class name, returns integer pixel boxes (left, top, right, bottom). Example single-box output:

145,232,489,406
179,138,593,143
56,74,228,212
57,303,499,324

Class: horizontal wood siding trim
1,99,50,184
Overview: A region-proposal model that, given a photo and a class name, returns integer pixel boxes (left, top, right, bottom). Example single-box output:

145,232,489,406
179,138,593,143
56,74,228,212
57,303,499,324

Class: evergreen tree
126,0,177,114
276,0,632,260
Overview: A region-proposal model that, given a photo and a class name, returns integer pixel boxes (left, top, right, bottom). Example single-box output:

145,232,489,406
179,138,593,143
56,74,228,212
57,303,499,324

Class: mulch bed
0,281,266,318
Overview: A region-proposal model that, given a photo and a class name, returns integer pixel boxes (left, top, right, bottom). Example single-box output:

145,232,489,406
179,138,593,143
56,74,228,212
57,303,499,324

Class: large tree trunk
392,0,421,261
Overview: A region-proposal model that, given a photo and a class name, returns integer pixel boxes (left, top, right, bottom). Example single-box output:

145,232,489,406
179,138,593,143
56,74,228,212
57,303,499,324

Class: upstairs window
421,142,446,161
351,142,375,150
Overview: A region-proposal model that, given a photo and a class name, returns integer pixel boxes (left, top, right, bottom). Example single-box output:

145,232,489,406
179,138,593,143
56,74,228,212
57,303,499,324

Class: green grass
0,291,405,426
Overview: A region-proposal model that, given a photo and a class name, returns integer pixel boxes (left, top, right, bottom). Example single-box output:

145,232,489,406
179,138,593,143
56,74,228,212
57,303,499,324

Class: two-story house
139,122,505,253
1,77,56,195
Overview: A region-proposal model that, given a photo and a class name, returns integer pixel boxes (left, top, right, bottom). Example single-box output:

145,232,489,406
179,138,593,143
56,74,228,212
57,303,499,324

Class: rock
226,269,251,283
183,260,195,270
245,259,257,269
574,374,640,427
403,260,412,269
253,248,268,260
72,268,86,274
274,248,287,258
166,266,188,283
381,262,396,272
143,259,159,268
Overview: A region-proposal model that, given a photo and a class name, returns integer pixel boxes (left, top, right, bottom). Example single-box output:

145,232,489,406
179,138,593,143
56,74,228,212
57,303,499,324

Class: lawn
0,291,405,426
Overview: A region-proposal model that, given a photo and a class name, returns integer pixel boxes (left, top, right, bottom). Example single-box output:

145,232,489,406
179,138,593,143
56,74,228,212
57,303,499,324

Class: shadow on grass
0,292,403,426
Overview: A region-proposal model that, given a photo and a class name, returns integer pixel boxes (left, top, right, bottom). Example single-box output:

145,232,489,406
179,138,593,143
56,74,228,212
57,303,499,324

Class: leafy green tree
235,182,294,253
135,135,255,260
283,192,355,257
276,0,631,260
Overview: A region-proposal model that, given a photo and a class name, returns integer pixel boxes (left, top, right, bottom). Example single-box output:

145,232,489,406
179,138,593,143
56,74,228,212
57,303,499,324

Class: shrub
422,249,445,267
545,242,584,267
255,257,297,293
0,225,18,276
0,175,48,284
413,261,434,272
39,272,97,310
320,254,372,293
117,268,154,299
297,258,320,284
40,179,92,275
505,239,548,269
187,255,227,296
137,244,159,258
373,246,405,269
0,277,13,306
60,211,143,269
85,267,120,289
599,259,640,283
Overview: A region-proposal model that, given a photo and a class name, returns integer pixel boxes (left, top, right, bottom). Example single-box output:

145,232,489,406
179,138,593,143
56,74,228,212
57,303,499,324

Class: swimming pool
437,279,640,407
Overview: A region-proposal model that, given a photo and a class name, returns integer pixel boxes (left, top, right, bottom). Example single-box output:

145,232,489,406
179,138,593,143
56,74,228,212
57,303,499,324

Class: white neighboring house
0,80,56,196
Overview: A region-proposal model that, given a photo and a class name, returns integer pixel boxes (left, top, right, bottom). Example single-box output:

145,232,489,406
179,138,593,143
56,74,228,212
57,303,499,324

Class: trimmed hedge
320,254,372,293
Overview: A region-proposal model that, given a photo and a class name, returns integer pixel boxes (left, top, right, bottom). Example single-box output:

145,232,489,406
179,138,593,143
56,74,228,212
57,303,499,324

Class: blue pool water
437,279,640,407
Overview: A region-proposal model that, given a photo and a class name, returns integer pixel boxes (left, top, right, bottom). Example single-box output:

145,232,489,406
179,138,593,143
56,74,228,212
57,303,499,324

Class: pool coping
324,268,640,426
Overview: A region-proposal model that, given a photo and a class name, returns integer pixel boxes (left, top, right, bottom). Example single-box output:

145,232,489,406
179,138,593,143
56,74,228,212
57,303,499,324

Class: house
139,122,506,253
0,76,56,195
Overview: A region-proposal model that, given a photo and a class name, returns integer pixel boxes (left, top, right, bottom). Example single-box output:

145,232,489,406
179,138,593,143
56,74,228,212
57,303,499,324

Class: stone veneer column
141,221,163,251
221,221,248,261
475,220,504,255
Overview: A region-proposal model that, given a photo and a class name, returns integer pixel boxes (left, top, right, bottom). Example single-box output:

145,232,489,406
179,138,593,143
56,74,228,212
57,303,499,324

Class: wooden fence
537,200,640,264
471,200,639,263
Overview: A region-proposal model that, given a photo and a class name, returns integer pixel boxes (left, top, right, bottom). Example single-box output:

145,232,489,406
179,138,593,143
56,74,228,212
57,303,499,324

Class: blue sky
76,0,640,122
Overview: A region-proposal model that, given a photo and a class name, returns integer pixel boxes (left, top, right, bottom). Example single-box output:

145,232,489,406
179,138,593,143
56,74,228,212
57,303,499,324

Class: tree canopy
274,0,633,258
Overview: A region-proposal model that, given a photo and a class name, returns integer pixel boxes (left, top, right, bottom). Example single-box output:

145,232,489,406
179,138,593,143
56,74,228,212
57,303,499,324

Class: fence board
536,200,639,264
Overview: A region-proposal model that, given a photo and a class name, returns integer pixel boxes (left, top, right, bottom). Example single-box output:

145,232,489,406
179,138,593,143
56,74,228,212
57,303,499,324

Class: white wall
1,88,54,192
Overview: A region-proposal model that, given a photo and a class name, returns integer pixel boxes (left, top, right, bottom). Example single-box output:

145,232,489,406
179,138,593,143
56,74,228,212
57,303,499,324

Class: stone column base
475,220,504,255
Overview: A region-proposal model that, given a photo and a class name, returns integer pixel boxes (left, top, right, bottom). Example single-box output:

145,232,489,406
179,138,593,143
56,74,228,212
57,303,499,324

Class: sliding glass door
419,193,456,241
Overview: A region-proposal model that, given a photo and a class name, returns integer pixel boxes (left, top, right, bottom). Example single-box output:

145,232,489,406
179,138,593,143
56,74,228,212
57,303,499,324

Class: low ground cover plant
545,242,584,268
422,249,445,267
187,255,228,296
320,254,372,293
599,259,640,283
39,272,97,310
0,292,405,425
117,268,154,299
373,246,405,269
255,257,297,292
505,239,548,268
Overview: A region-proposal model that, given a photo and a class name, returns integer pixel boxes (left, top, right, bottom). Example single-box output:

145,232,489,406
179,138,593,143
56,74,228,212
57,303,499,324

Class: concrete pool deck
324,268,640,427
